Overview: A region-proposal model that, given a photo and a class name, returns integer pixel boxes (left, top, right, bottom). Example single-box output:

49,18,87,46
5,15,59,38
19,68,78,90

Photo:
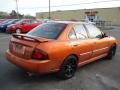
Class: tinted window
1,19,12,24
16,20,30,24
69,29,77,40
23,20,30,24
8,19,19,24
74,24,88,39
27,23,67,39
30,20,39,23
85,24,102,38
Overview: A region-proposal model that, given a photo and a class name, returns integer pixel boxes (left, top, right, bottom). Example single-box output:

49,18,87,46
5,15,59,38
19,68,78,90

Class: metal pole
49,0,51,19
15,0,19,19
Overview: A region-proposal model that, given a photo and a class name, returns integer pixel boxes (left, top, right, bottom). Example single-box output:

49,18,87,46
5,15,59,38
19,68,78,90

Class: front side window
85,24,102,38
27,22,67,39
74,24,88,39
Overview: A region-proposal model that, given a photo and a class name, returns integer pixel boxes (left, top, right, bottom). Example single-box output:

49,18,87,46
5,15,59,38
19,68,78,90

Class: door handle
73,44,78,47
70,42,79,47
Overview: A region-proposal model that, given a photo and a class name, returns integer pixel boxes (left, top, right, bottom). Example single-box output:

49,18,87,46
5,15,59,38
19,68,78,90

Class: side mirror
102,32,108,38
96,32,108,39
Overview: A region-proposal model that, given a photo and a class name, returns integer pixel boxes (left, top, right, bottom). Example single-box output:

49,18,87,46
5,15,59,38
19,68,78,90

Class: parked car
0,19,19,32
6,21,117,79
0,19,12,25
6,19,41,33
0,19,6,24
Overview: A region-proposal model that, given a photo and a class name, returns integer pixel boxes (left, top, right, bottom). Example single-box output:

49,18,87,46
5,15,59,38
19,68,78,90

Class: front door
22,20,31,32
84,24,109,58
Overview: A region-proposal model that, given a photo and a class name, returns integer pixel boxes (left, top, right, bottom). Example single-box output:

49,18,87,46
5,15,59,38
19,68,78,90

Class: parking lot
0,26,120,90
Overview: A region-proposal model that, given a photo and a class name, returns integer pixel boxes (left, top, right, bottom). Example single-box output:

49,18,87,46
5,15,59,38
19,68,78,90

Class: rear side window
27,23,67,39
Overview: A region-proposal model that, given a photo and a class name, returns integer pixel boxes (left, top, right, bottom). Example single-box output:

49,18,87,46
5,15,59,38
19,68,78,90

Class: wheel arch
110,43,117,49
16,28,22,33
61,54,79,67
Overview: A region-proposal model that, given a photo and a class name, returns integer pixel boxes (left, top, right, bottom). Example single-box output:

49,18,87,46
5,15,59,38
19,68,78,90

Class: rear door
69,24,93,63
84,24,109,58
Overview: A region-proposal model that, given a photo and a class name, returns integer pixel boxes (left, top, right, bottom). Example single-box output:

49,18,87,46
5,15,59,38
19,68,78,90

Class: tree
24,14,35,19
0,11,9,19
10,10,17,18
9,10,24,19
0,10,35,19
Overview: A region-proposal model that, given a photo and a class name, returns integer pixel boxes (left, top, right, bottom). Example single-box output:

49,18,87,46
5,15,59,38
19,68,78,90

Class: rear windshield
27,22,67,39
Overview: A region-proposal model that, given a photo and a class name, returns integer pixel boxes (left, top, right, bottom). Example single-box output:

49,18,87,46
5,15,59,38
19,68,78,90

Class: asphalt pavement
0,27,120,90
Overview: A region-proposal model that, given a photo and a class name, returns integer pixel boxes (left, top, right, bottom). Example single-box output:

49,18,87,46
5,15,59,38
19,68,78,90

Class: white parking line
0,37,9,40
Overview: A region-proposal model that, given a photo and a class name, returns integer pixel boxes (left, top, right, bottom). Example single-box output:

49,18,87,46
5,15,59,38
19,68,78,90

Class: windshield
27,22,67,39
7,19,19,24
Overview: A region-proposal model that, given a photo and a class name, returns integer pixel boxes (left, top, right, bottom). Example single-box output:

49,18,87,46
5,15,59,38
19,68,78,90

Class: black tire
106,45,116,60
57,55,78,79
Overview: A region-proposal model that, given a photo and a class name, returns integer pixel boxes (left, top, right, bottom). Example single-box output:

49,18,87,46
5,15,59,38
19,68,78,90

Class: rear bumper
6,50,59,74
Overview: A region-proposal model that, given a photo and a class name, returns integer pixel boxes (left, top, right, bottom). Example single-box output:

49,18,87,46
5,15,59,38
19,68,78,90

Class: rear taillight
32,48,48,60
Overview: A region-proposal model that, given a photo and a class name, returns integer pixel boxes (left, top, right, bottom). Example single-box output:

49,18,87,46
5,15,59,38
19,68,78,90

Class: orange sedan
6,21,117,79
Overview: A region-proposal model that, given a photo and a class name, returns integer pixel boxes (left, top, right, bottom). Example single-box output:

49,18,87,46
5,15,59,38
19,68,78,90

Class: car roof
47,20,92,25
21,19,36,20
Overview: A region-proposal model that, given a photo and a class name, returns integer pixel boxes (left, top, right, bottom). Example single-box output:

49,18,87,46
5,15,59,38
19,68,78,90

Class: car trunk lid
9,33,49,59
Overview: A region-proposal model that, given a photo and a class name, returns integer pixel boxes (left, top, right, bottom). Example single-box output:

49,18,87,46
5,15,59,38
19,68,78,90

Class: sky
0,0,120,16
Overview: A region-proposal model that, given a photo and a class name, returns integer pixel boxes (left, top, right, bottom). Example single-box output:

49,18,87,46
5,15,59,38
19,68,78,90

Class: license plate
12,43,25,54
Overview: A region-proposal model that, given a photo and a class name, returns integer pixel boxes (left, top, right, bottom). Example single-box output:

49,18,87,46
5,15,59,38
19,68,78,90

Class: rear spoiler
12,33,46,42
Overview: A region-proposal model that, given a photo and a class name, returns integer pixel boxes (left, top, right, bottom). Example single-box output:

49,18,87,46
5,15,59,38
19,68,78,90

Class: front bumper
6,50,59,74
6,27,15,33
0,27,6,32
